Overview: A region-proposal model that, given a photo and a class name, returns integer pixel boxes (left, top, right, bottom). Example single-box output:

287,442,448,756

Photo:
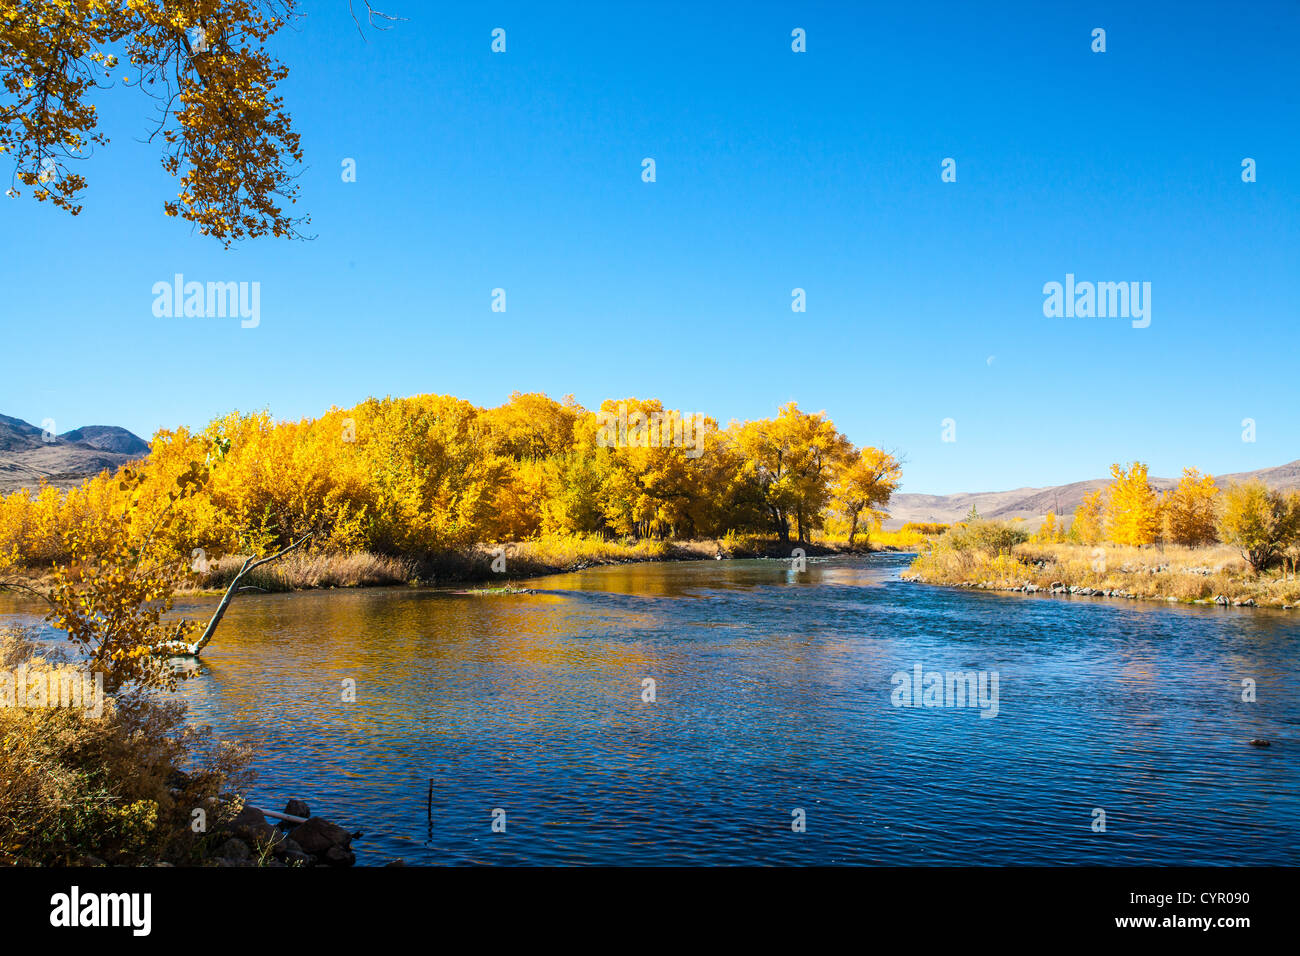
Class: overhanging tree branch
171,530,314,657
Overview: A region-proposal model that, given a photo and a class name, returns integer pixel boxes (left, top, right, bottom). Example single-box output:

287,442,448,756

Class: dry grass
908,539,1300,608
505,534,676,569
184,539,695,590
816,522,947,551
178,533,878,593
190,552,417,593
479,534,860,580
0,626,255,865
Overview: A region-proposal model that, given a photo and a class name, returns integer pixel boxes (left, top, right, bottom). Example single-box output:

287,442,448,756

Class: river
3,553,1297,865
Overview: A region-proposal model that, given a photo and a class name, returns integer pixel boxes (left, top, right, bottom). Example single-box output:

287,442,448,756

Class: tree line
1036,463,1300,574
0,393,903,570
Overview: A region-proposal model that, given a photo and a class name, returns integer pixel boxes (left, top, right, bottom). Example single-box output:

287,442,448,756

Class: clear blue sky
2,0,1297,495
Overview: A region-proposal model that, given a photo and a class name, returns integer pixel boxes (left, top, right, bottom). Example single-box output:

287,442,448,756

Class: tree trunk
181,531,314,657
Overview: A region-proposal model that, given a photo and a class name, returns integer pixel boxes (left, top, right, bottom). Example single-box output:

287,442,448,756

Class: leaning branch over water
181,530,314,657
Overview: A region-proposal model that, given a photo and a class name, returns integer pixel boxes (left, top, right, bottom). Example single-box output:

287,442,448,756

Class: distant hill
56,425,150,456
887,460,1300,529
0,415,150,494
0,413,46,451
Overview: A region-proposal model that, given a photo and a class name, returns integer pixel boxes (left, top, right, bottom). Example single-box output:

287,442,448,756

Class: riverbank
177,536,885,594
904,541,1300,609
204,798,362,868
0,625,366,867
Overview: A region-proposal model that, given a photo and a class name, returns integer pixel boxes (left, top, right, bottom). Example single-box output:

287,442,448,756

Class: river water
4,553,1297,865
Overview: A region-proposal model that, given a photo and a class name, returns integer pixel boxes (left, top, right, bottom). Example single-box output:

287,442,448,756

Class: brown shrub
0,627,255,865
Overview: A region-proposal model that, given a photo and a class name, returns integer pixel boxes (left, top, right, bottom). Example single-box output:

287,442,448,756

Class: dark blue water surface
5,553,1297,865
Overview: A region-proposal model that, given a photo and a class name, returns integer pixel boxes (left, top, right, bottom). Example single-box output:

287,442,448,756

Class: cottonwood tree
1104,462,1162,546
0,393,888,568
1,1,399,244
1161,468,1220,546
1033,511,1065,544
1218,481,1295,574
1280,492,1300,581
596,399,730,540
1069,488,1105,545
735,403,853,543
0,452,312,680
0,464,209,691
832,447,902,546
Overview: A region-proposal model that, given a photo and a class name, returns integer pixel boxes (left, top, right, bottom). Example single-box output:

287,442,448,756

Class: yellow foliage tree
734,403,853,543
1,463,211,691
1104,462,1161,546
1217,480,1291,574
1070,489,1106,545
831,448,902,546
1,0,305,243
1162,468,1220,546
1033,511,1065,544
0,393,899,569
1280,491,1300,581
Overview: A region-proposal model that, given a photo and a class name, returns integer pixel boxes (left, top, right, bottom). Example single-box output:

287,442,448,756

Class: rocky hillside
888,460,1300,529
0,414,150,494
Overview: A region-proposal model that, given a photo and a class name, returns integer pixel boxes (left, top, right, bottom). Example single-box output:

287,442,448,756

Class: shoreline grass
180,535,886,593
905,539,1300,609
0,534,910,599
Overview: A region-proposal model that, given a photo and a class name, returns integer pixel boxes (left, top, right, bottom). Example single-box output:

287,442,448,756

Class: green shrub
938,520,1030,555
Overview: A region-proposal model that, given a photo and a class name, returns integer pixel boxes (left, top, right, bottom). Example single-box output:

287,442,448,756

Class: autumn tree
357,395,509,555
480,393,581,540
579,398,728,540
1104,462,1161,546
1279,492,1300,581
1033,511,1064,544
2,0,307,243
831,447,902,546
0,391,894,564
481,392,581,463
1218,481,1290,574
734,403,853,543
1161,468,1220,547
1069,488,1105,545
0,463,212,691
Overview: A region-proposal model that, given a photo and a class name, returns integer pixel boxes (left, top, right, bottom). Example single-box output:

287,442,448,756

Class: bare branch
182,530,315,657
349,1,407,41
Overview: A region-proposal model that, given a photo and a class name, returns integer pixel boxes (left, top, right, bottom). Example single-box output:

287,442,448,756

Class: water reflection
1,554,1296,865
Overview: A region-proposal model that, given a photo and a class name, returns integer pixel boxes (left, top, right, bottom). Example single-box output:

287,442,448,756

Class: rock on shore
214,800,358,867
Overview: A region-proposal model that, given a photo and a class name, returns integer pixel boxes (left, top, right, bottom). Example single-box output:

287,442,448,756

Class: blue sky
2,0,1297,495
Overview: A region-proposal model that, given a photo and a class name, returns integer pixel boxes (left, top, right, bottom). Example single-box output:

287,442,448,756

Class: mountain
0,413,46,451
0,415,150,494
886,460,1300,529
56,425,151,456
